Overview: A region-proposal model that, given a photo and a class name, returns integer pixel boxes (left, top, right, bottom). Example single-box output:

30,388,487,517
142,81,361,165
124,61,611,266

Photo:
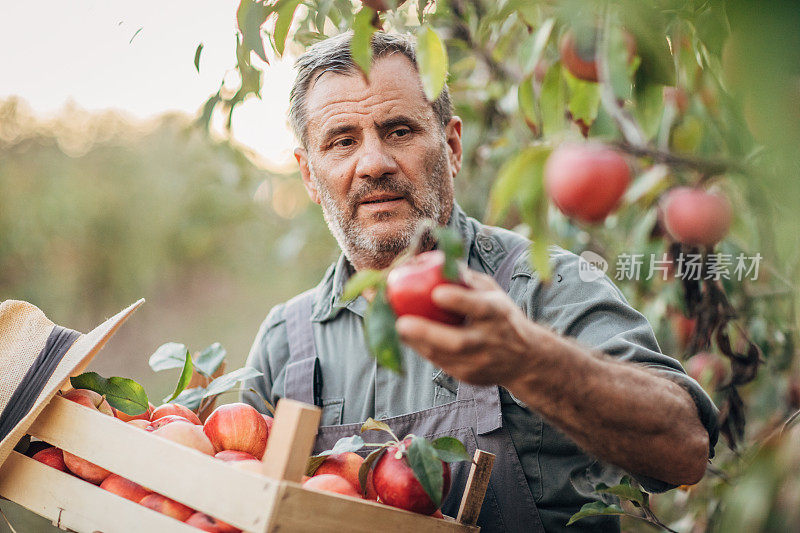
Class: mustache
348,178,418,214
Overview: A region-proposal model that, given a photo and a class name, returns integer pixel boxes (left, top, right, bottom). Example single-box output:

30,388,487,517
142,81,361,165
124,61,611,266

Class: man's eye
334,138,355,148
392,128,411,138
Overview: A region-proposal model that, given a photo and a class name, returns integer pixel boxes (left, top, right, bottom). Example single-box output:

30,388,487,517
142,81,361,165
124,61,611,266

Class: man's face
294,54,462,270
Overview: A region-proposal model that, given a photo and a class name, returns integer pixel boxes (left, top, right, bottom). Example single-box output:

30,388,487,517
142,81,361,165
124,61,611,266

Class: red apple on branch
544,143,631,223
203,403,268,459
661,187,733,247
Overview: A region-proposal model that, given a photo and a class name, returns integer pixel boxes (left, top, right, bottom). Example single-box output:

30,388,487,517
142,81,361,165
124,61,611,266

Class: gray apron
282,239,545,532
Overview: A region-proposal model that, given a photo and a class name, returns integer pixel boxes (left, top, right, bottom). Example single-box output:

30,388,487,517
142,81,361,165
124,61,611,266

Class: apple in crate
62,389,114,416
127,419,154,431
203,403,268,459
63,451,110,484
114,402,154,422
153,422,214,455
184,512,241,532
151,403,202,425
100,474,152,503
150,415,193,430
313,452,377,499
140,493,195,522
302,474,362,498
214,450,263,475
32,447,67,472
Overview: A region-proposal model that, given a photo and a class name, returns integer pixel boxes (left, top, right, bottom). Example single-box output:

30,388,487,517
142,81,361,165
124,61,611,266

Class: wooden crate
0,395,492,532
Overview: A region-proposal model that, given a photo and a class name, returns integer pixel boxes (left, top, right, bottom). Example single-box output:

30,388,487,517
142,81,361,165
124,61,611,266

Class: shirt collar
311,202,473,323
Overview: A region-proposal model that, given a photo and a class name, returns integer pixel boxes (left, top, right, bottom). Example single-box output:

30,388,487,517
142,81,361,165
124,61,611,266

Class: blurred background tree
1,0,799,531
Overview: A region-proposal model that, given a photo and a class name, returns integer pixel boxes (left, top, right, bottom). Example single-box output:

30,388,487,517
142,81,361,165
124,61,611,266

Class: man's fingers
396,315,477,356
431,284,504,320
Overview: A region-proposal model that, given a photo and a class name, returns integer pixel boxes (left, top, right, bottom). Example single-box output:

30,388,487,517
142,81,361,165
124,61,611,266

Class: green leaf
202,367,263,399
342,269,386,302
541,63,566,136
566,501,625,526
595,480,646,505
363,288,403,373
517,75,538,134
406,436,444,508
361,417,394,435
531,238,550,281
195,342,226,377
273,0,302,56
169,387,205,410
488,146,551,224
351,7,376,77
431,436,471,463
416,25,448,101
435,227,464,282
70,372,149,416
236,0,273,63
322,435,365,456
149,342,190,372
519,17,554,74
164,349,194,403
565,72,601,125
306,455,328,476
194,43,204,73
605,26,633,100
358,446,388,497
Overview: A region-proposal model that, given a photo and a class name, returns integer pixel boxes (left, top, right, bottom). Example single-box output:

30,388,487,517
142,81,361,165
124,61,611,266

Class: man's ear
444,116,463,176
295,147,320,205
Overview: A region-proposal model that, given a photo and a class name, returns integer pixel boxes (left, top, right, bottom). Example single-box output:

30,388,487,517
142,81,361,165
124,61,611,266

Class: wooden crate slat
27,395,278,531
265,483,479,533
456,450,495,526
260,399,320,483
0,452,198,533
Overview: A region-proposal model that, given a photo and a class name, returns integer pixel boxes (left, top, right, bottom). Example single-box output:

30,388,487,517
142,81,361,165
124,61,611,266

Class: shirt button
479,238,494,252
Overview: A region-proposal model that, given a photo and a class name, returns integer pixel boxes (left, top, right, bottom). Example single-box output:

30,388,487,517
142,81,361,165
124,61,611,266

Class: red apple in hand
184,512,240,533
387,250,466,325
661,187,733,247
140,493,195,522
372,439,451,515
62,389,114,416
151,404,202,425
32,447,67,472
303,474,362,498
545,143,631,223
100,474,152,503
203,403,268,459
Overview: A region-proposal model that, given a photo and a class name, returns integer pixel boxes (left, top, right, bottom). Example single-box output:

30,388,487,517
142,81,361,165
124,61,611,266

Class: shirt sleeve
240,303,290,414
521,246,719,492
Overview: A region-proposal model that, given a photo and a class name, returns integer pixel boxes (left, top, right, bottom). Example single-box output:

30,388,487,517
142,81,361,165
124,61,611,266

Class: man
242,32,718,532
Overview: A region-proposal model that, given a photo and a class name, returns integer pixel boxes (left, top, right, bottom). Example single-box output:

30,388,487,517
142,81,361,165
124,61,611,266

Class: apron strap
283,289,321,406
457,231,531,435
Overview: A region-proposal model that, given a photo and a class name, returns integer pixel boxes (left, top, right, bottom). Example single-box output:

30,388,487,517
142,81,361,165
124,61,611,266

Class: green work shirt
242,203,719,532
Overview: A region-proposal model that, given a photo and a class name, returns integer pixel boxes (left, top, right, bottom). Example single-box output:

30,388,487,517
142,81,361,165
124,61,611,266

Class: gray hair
288,31,453,147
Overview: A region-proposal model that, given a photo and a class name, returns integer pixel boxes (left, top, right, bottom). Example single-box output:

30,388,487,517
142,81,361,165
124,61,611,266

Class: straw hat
0,299,143,467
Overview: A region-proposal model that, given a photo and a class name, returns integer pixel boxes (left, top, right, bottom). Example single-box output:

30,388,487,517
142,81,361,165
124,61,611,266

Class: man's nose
354,136,399,180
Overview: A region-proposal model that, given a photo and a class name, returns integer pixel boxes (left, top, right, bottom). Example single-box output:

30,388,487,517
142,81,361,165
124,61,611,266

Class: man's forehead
304,54,435,137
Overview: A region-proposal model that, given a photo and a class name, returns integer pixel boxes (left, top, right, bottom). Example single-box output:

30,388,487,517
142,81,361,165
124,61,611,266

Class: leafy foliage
70,372,149,416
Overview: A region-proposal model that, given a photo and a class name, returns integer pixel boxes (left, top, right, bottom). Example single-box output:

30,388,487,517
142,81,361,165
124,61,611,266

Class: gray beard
311,144,452,269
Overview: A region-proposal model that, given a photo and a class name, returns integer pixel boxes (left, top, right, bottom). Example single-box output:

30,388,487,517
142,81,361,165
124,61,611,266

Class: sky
0,0,298,168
